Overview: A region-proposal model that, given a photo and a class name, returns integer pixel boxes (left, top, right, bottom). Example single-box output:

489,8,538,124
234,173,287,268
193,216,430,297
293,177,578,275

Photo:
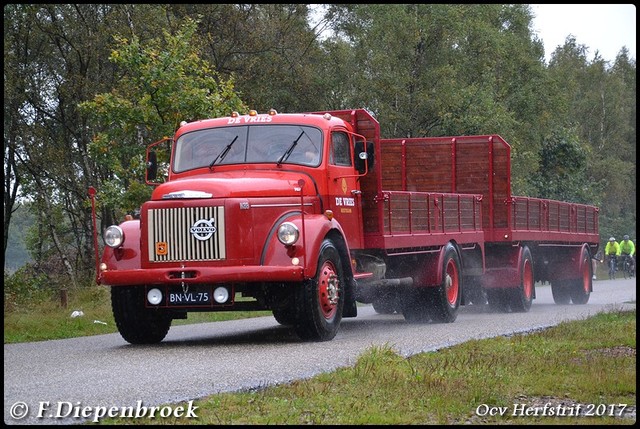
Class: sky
530,4,636,64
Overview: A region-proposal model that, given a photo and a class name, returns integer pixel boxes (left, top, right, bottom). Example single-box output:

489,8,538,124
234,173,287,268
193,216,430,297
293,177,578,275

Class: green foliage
4,268,52,312
530,127,593,203
80,17,247,215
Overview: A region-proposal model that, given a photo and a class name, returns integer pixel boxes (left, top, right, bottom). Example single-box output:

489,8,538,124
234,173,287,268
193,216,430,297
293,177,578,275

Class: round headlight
104,225,124,248
277,222,299,245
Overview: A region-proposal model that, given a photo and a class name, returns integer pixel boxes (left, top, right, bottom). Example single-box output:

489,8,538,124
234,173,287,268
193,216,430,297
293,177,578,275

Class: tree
80,17,246,222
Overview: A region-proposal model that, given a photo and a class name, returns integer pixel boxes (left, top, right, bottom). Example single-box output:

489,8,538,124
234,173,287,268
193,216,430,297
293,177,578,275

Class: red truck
91,108,599,344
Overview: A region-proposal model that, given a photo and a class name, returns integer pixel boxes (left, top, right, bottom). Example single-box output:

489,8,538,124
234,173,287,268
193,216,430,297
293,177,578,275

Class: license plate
167,290,212,306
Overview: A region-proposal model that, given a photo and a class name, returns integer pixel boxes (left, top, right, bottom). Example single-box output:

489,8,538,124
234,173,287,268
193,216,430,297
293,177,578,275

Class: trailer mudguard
541,243,592,283
481,244,527,290
415,242,460,288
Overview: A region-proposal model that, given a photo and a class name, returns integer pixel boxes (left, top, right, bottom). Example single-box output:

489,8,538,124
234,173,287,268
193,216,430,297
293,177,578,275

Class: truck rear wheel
508,246,534,312
111,286,172,344
372,291,400,314
294,239,345,341
427,244,462,323
400,288,431,322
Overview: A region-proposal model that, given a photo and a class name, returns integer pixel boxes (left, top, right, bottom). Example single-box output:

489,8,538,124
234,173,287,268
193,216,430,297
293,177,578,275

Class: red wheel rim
582,256,590,293
523,258,533,299
318,260,339,319
445,259,459,306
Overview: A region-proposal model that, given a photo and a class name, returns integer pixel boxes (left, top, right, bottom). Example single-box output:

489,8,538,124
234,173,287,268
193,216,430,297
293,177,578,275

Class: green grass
96,309,635,425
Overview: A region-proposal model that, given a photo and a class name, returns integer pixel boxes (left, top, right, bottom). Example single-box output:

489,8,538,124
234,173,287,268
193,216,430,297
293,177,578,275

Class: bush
4,266,53,312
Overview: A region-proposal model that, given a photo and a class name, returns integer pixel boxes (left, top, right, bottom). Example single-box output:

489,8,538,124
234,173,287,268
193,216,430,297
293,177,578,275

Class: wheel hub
318,262,339,317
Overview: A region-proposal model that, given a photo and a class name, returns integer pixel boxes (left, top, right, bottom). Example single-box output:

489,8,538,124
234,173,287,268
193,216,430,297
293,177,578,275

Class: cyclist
604,237,621,279
619,235,635,276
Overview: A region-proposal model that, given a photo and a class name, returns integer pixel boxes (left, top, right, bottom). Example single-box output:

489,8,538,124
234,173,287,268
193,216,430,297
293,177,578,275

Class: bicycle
607,255,617,280
621,254,635,279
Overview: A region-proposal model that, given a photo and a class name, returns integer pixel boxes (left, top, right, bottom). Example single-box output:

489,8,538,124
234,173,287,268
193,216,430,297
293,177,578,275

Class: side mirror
354,141,374,174
146,151,158,182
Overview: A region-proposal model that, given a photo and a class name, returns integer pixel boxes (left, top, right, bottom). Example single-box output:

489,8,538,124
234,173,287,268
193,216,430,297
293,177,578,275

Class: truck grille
147,206,226,262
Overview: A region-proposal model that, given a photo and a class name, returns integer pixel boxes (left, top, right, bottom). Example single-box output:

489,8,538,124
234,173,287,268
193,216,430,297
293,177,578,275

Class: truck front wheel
111,286,172,344
294,239,345,341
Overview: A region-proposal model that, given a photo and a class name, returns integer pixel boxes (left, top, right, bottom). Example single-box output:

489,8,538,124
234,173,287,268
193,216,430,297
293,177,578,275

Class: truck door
327,130,364,249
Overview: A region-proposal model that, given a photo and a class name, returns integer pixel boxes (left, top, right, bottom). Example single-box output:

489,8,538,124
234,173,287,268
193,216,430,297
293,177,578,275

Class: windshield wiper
277,131,305,166
209,135,239,169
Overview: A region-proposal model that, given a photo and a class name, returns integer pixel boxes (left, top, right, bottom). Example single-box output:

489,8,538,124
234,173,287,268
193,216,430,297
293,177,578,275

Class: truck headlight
277,222,299,245
104,225,124,248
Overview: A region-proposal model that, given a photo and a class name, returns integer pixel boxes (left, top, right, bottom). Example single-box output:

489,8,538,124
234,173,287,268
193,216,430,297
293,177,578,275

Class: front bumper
99,264,305,286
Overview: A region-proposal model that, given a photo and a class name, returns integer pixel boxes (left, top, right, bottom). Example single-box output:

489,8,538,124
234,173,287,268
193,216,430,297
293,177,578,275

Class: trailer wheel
569,248,591,305
464,276,488,306
294,239,344,341
427,244,462,323
111,286,172,344
551,283,571,305
487,290,510,312
509,246,534,312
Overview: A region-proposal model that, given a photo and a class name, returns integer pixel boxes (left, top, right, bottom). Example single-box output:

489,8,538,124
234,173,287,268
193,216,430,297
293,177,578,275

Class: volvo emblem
190,218,217,241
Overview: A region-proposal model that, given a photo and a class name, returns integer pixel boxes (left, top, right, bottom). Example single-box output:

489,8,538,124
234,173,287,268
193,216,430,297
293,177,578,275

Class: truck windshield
173,125,322,173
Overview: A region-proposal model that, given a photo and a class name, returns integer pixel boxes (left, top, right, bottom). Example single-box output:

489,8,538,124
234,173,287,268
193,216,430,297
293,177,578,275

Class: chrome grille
147,206,226,262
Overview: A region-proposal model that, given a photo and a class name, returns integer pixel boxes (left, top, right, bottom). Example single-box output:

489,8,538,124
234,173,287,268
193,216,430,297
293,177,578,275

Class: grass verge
95,308,635,425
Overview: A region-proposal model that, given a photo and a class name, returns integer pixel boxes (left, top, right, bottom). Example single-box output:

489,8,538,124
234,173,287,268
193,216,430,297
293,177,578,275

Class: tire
465,276,488,306
372,291,400,314
400,288,431,323
272,307,297,325
111,286,172,344
487,289,510,312
427,244,462,323
608,258,616,280
569,248,591,305
551,282,571,305
294,239,345,341
509,246,534,312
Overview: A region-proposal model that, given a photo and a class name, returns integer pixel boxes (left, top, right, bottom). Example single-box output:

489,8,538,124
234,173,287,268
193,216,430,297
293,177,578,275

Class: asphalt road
4,278,636,425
